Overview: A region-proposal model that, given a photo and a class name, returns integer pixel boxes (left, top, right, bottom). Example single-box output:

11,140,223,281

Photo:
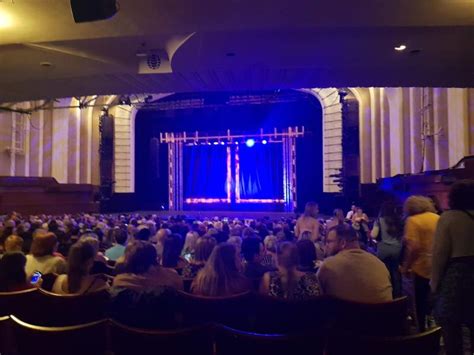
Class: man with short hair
105,228,128,261
317,225,392,303
241,236,271,279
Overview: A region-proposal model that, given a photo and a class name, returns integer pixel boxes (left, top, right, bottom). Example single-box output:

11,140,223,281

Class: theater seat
214,324,326,355
109,319,214,355
0,288,40,321
10,315,108,355
326,326,442,355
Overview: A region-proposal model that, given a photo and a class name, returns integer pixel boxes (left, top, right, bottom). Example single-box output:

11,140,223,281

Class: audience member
296,239,318,273
401,195,439,331
4,235,24,253
431,180,474,355
346,204,357,220
105,228,128,261
295,202,320,241
326,209,347,230
260,242,320,299
162,233,186,269
0,252,32,292
52,241,108,294
242,236,270,279
262,235,278,269
317,226,392,303
371,202,404,297
191,243,250,297
25,232,67,277
113,241,183,292
182,236,217,278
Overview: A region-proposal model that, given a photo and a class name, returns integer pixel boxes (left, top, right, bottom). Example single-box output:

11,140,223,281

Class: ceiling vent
138,50,172,74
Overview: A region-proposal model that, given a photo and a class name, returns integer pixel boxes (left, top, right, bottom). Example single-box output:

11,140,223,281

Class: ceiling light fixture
394,44,407,51
0,10,12,28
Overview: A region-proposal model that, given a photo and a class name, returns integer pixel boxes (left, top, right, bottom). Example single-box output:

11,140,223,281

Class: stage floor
131,210,297,220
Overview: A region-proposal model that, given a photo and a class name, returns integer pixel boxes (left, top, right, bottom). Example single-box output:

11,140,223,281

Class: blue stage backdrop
183,145,227,199
183,143,283,205
238,144,283,199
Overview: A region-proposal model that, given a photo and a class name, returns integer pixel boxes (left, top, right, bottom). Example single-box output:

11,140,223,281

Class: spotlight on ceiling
70,0,118,23
394,44,407,51
245,139,255,148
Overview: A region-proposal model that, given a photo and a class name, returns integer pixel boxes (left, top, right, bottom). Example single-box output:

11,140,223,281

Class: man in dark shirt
242,236,272,279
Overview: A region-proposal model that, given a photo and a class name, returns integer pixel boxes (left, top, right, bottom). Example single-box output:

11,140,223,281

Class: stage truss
161,127,304,212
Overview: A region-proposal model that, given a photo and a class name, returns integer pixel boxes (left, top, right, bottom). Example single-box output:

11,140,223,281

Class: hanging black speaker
70,0,118,23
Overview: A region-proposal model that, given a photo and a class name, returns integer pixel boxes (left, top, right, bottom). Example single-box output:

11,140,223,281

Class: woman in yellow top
401,195,440,332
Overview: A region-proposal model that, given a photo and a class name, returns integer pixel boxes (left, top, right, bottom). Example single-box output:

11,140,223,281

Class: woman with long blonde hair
191,243,250,297
295,202,320,241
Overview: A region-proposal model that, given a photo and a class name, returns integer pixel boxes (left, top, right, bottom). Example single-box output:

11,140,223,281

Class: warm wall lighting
394,44,407,51
0,11,12,28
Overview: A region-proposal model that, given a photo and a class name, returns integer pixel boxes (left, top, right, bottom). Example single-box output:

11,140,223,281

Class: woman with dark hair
296,239,318,273
260,242,320,299
182,236,217,278
326,209,347,231
371,202,404,297
0,252,32,292
52,241,108,294
295,202,320,242
431,180,474,355
162,233,186,269
191,243,250,297
113,241,183,292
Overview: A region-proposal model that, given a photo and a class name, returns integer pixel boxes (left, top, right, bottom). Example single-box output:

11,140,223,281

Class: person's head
135,226,151,241
403,195,436,217
193,236,217,263
162,233,183,268
296,239,317,270
325,225,358,257
333,209,345,223
355,207,363,216
0,252,28,292
67,241,97,293
182,231,199,255
30,232,57,257
304,202,319,218
112,228,128,246
299,231,312,241
4,235,24,253
206,243,240,274
241,236,264,263
379,201,403,238
263,235,278,254
124,241,158,274
156,228,171,244
448,179,474,210
276,242,299,270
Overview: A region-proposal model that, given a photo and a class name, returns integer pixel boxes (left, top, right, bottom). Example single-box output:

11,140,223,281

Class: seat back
10,315,108,355
0,316,14,354
176,291,254,329
40,273,58,292
215,324,326,355
332,296,409,336
34,288,110,326
182,278,194,293
326,326,442,355
0,288,40,320
109,319,214,355
252,294,335,333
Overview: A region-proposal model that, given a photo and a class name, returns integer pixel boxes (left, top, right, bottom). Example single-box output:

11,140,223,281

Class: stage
131,210,297,220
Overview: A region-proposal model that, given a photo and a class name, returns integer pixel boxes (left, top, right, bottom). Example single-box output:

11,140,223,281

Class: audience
317,226,392,303
25,232,67,277
431,180,474,355
4,235,24,254
326,209,347,230
260,242,320,299
262,235,278,269
401,195,439,332
162,233,186,269
296,239,318,273
191,243,250,297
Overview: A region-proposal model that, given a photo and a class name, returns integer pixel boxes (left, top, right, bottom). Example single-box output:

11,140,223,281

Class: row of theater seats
0,315,442,355
0,288,442,354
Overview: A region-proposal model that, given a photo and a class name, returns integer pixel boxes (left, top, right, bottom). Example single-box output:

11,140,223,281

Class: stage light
235,141,239,145
245,139,255,148
220,141,225,145
394,44,406,51
262,139,268,145
213,141,219,145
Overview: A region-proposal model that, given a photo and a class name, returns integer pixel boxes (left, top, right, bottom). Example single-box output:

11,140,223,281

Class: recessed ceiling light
394,44,407,51
40,62,53,68
0,11,13,28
